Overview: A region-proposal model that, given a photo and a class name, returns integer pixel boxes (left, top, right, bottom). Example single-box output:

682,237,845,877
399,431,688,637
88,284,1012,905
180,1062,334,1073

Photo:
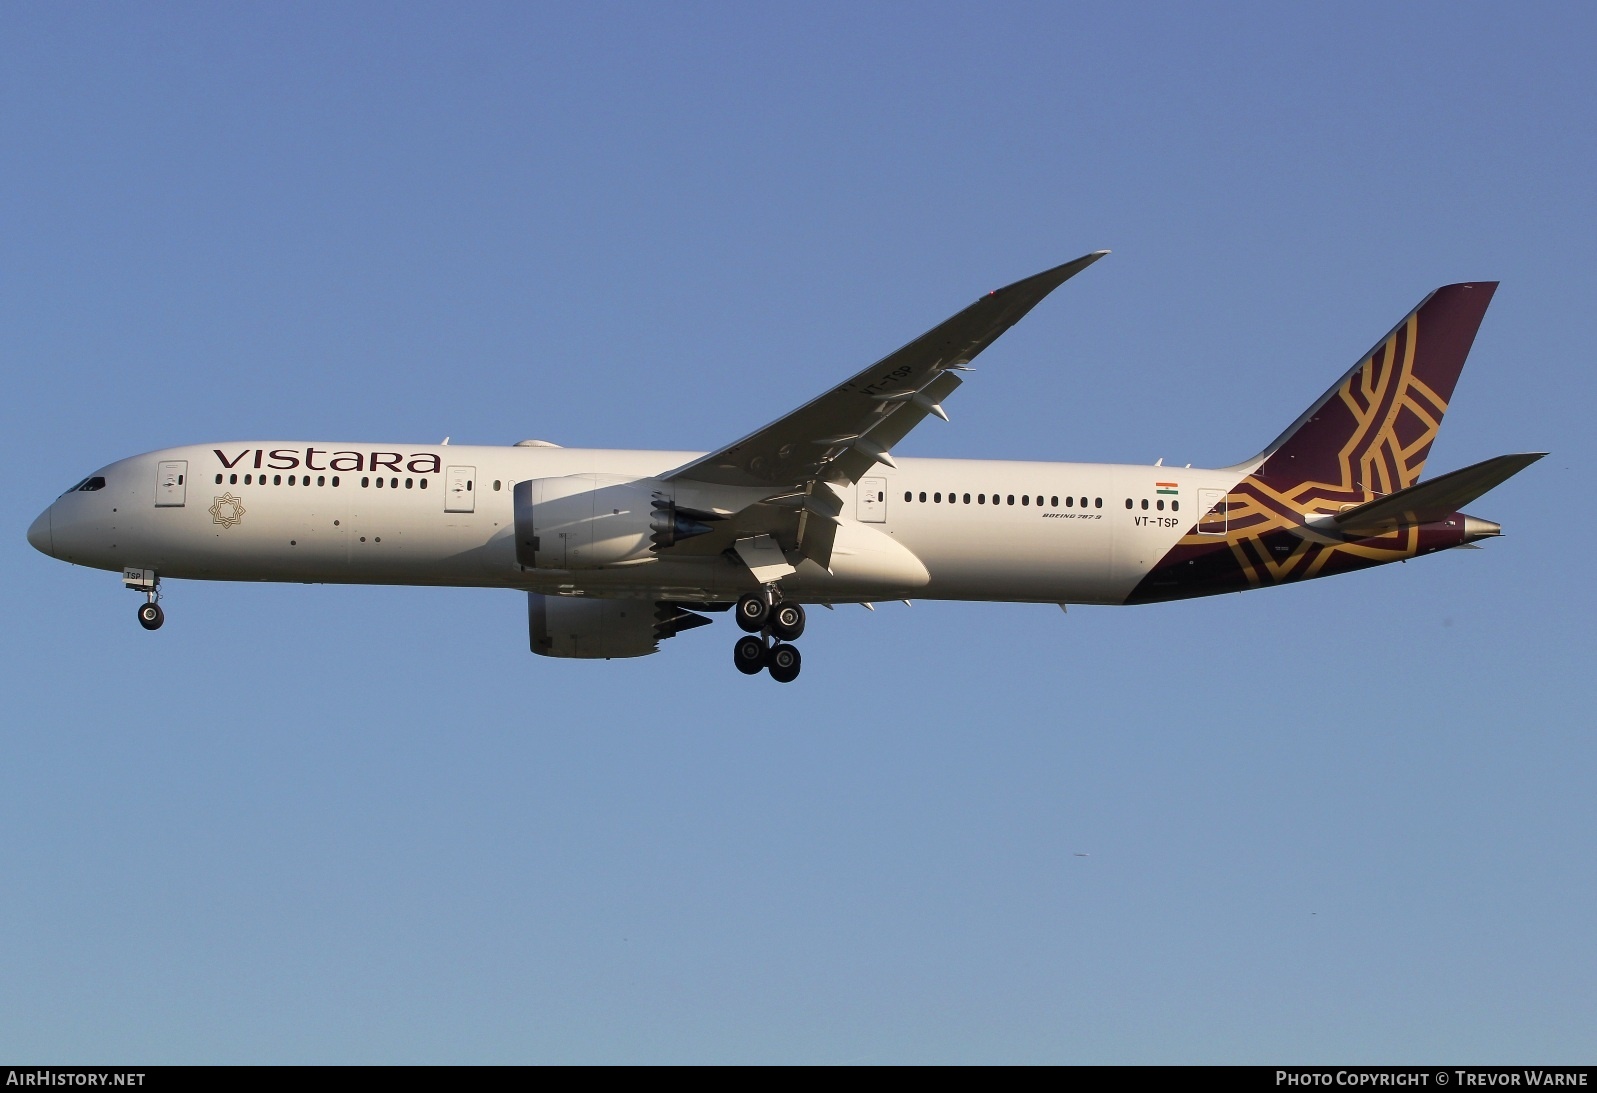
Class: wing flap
822,371,965,484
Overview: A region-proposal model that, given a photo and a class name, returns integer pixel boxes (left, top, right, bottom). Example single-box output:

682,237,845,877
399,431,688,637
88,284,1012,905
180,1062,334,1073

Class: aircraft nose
27,507,54,557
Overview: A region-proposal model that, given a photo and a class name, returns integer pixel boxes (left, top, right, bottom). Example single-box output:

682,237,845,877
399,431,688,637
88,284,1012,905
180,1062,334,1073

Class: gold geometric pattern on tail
1129,282,1495,603
1179,311,1446,588
1331,312,1444,496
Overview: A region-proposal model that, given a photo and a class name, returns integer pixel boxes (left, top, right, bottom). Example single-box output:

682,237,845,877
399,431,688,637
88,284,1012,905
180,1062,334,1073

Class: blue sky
4,2,1593,1063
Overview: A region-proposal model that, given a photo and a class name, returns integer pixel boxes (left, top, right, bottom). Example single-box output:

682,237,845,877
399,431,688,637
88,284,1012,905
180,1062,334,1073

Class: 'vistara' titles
212,448,444,474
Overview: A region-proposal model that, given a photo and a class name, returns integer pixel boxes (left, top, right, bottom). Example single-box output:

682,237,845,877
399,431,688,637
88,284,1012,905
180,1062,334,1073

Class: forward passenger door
445,466,476,513
155,460,187,507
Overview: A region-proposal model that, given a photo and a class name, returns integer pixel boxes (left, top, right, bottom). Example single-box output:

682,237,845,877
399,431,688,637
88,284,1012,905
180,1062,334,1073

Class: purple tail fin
1247,282,1497,494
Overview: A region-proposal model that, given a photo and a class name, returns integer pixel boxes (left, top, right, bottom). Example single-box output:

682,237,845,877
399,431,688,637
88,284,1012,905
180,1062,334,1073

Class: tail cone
1463,516,1502,541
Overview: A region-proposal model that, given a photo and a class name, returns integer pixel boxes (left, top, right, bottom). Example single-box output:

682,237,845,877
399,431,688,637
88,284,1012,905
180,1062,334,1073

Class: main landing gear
731,589,805,682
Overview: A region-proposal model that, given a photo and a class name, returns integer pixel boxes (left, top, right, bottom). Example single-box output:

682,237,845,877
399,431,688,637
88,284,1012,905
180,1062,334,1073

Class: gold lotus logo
209,493,246,529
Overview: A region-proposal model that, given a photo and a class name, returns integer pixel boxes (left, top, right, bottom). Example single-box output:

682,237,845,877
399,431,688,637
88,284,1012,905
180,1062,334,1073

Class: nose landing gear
731,590,806,682
124,568,164,631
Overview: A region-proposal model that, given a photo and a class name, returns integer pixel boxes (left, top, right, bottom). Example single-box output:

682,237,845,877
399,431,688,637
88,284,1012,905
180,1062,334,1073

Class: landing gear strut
731,589,806,682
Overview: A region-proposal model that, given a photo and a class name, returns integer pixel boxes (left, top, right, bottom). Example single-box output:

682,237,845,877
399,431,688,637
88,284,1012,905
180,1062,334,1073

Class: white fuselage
32,442,1248,606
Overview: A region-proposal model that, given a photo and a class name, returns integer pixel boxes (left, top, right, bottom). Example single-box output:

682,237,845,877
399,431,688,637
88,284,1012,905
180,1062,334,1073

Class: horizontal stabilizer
1326,452,1545,538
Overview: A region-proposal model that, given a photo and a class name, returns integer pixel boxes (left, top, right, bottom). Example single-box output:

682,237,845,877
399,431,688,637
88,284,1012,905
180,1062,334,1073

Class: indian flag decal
1156,482,1179,495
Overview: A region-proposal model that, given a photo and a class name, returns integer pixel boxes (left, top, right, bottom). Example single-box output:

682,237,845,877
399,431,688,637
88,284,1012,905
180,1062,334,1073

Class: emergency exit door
445,466,477,513
858,476,887,522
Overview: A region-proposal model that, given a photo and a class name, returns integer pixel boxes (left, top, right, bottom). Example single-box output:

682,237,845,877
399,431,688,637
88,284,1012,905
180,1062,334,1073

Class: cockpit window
60,476,105,496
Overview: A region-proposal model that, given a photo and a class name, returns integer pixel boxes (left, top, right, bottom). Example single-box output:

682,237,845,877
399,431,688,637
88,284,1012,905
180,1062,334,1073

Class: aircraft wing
664,251,1109,494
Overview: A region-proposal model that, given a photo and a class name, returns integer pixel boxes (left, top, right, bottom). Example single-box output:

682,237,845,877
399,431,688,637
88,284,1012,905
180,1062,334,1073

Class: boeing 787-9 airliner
28,252,1541,681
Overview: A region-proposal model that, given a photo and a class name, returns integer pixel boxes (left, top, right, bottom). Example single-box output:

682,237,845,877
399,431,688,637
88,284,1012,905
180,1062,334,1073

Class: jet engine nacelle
528,592,659,658
527,593,713,659
512,474,715,570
